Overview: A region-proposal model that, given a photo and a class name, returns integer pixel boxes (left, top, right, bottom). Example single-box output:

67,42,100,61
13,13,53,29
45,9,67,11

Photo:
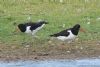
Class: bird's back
50,29,70,37
24,22,43,31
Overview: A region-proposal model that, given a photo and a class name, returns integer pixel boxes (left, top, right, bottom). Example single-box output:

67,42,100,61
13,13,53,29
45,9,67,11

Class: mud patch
0,40,100,61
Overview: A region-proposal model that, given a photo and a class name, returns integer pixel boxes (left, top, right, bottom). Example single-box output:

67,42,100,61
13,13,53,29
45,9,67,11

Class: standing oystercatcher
50,24,84,42
17,20,48,36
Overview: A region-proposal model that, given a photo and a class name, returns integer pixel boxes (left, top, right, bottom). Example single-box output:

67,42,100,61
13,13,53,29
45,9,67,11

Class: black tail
38,20,48,24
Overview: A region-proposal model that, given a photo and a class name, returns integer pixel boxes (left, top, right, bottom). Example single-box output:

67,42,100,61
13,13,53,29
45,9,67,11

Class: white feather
32,24,45,35
25,26,31,34
57,30,76,41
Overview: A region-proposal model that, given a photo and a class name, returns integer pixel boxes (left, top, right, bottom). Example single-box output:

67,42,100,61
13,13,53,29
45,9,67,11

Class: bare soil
0,40,100,61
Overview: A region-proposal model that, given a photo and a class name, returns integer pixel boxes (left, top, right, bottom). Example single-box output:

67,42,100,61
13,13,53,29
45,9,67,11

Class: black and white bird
17,20,48,36
50,24,84,41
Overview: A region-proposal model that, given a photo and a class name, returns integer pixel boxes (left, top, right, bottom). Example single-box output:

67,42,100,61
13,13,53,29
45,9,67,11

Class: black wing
24,20,47,30
25,22,43,31
50,29,71,37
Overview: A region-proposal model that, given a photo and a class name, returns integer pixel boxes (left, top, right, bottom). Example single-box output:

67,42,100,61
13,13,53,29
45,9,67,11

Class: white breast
57,30,76,41
25,26,32,34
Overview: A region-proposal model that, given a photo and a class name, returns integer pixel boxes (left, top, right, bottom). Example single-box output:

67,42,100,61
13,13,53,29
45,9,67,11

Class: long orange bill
80,27,86,33
15,27,20,33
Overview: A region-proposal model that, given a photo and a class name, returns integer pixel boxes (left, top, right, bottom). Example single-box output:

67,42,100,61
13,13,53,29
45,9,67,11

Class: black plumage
50,24,80,41
18,20,48,35
50,24,80,37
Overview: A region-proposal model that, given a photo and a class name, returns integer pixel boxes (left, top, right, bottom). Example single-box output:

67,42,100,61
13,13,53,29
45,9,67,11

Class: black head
71,24,80,35
18,24,26,32
73,24,80,29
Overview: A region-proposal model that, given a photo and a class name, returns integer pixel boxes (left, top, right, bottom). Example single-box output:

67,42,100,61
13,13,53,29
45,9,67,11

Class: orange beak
15,26,20,33
80,27,86,33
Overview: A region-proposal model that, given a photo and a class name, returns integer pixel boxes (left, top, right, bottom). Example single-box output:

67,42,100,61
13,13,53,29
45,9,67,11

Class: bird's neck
71,28,79,35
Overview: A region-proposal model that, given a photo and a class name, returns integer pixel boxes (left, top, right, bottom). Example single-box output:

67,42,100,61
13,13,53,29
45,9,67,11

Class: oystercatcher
17,20,48,36
50,24,84,41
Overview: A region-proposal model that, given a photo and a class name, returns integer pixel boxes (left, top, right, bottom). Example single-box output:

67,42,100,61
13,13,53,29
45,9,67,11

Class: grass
0,0,100,45
0,0,100,61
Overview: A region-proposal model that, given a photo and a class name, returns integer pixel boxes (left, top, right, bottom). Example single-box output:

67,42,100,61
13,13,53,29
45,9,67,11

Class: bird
50,24,84,42
17,20,48,36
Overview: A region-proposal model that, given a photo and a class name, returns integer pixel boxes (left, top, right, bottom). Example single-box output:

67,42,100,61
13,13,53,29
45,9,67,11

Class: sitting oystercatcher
17,20,48,36
50,24,84,42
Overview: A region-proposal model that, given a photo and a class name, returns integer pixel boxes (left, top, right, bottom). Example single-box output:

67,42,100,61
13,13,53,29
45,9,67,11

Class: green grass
0,0,100,45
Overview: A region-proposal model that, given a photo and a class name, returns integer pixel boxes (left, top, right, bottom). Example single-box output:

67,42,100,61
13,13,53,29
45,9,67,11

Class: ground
0,0,100,61
0,40,100,61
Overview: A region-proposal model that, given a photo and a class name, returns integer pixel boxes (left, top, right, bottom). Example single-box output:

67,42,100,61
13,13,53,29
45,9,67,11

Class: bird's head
73,24,80,30
73,24,86,33
72,24,86,35
17,24,26,32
